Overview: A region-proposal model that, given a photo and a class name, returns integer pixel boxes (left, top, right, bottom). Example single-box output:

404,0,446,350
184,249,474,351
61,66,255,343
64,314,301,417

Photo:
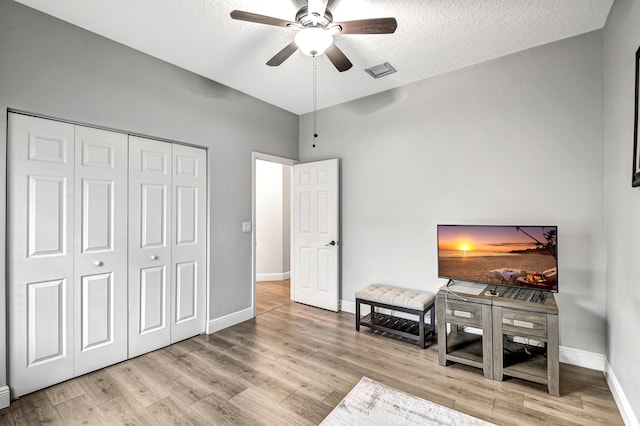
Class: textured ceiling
14,0,613,115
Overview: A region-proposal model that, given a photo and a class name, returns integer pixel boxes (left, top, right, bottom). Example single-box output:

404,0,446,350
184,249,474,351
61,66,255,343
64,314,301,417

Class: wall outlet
242,221,252,233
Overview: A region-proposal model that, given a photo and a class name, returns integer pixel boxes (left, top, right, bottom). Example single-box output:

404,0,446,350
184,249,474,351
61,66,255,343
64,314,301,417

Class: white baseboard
256,271,290,282
206,307,254,334
605,360,639,426
559,346,605,371
340,299,355,314
0,385,10,409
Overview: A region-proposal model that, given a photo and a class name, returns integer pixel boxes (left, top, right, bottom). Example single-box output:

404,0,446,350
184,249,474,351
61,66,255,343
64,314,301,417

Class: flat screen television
437,225,558,292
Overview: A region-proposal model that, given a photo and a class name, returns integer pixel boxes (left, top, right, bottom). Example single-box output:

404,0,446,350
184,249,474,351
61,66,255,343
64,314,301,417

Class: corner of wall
606,360,640,426
207,307,254,334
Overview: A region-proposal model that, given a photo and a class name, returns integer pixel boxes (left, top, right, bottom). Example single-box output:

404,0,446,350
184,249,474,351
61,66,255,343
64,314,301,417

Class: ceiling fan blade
334,17,398,34
230,10,294,28
325,44,352,72
267,41,299,66
308,0,328,18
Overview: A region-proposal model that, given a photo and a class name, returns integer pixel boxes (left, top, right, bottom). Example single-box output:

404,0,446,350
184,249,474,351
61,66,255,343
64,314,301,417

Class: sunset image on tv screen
438,225,558,292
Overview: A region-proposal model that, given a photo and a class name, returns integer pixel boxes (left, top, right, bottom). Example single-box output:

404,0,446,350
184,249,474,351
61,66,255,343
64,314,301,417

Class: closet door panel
141,184,167,247
175,261,196,323
129,136,172,357
171,144,206,342
28,176,66,256
27,279,67,364
80,273,113,350
140,265,167,333
8,113,75,397
74,126,128,375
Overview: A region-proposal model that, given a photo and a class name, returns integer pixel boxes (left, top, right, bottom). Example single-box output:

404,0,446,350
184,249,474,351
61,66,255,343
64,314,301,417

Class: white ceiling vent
365,62,397,79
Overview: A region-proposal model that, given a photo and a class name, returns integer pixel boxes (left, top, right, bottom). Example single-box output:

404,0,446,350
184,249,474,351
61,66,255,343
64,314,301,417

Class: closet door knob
93,260,103,267
150,255,158,260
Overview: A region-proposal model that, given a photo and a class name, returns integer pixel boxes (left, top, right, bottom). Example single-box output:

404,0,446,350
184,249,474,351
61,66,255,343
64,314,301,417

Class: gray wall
603,0,640,416
300,31,606,355
0,0,298,389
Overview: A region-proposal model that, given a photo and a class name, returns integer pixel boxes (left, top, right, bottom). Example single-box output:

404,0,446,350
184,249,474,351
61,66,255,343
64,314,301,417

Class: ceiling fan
230,0,397,72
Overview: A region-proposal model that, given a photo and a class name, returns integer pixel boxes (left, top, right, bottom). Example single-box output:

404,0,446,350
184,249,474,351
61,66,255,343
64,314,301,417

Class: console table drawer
445,300,483,328
501,309,547,340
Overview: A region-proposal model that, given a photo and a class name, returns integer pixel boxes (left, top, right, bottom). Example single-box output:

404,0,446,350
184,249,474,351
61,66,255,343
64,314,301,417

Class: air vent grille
365,62,397,79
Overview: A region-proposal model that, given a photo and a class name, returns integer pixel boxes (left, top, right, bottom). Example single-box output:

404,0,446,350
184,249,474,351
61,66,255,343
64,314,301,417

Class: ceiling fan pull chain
313,55,318,148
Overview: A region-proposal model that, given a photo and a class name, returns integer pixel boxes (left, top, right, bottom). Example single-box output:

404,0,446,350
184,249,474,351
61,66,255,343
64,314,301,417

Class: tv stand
436,285,559,396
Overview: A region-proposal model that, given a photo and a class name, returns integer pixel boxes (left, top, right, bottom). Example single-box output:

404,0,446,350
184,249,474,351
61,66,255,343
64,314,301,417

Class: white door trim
251,152,297,318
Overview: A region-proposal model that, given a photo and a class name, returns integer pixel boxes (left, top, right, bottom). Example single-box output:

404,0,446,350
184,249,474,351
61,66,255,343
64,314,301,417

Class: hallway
256,279,291,315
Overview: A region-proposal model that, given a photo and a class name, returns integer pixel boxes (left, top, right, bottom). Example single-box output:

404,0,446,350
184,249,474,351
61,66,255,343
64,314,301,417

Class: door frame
251,152,297,317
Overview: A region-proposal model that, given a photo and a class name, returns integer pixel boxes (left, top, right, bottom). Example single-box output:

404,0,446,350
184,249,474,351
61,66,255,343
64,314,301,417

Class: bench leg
430,305,436,336
419,310,426,349
355,298,361,331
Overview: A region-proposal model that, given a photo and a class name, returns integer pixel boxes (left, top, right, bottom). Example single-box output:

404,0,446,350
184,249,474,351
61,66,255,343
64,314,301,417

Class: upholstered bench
355,284,436,348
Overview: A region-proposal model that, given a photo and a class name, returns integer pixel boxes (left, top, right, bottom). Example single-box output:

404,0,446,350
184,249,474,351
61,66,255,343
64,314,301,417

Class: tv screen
438,225,558,292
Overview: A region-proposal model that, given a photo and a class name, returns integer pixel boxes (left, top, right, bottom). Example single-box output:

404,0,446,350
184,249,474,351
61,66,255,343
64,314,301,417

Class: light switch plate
242,221,252,233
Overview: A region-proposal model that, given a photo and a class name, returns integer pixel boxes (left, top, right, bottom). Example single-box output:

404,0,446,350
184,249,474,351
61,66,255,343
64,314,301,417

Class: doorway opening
253,153,296,316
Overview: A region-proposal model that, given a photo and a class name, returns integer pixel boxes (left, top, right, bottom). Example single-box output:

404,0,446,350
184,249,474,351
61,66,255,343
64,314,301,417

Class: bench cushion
355,284,436,311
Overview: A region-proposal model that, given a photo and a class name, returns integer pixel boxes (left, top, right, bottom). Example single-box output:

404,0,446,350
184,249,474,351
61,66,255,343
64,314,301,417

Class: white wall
256,159,285,280
300,31,606,355
603,0,640,420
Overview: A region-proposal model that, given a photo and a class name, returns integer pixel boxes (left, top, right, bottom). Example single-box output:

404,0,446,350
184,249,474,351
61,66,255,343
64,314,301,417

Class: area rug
320,377,495,425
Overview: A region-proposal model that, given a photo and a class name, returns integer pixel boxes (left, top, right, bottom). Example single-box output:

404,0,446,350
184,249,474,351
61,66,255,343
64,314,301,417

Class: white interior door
73,126,128,375
128,136,172,357
8,113,75,396
292,159,340,312
170,144,207,342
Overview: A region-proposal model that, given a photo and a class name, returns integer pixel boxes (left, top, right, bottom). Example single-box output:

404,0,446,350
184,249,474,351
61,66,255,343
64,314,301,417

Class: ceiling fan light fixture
309,12,322,25
295,28,333,57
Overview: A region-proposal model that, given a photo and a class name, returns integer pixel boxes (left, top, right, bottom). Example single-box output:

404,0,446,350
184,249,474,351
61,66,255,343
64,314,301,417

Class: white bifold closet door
73,126,128,375
170,144,207,343
128,136,206,357
8,114,207,397
8,114,128,396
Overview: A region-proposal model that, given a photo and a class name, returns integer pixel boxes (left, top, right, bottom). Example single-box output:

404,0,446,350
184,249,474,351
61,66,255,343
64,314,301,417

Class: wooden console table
436,285,559,396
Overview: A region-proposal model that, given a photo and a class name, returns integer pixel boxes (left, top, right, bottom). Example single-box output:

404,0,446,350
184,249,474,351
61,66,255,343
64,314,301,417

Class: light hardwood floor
255,279,291,316
0,280,624,425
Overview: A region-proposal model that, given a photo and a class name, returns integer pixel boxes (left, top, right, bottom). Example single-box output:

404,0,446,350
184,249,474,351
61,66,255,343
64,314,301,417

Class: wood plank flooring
255,279,291,315
0,280,624,425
